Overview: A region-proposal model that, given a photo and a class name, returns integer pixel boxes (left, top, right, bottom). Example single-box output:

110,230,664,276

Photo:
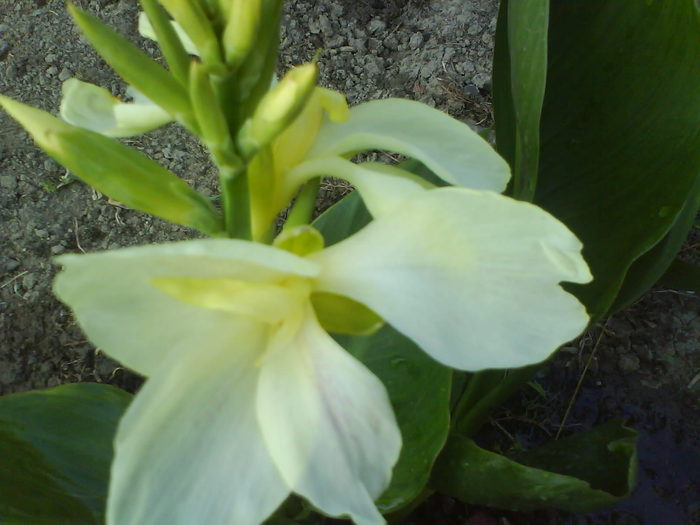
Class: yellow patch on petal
151,276,311,324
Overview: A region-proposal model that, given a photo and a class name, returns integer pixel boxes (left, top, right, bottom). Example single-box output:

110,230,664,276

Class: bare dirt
0,1,698,524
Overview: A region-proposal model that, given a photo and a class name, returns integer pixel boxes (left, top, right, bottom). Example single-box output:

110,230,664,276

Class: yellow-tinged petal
108,321,289,525
53,239,318,376
307,98,511,192
151,276,310,324
257,305,400,525
60,78,172,137
310,187,592,371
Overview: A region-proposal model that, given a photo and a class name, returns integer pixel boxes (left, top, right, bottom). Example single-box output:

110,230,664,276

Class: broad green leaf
0,96,223,235
68,4,192,123
0,383,132,525
431,419,637,513
611,177,700,311
493,0,549,201
335,326,451,514
533,0,700,320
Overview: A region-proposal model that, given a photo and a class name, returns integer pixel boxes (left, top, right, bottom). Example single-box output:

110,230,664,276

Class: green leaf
68,3,192,123
533,1,700,320
0,96,224,235
493,0,549,201
335,327,451,514
611,176,700,311
0,383,132,525
431,419,637,513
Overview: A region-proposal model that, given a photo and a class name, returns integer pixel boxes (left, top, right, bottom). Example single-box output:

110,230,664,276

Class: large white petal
286,156,432,217
108,321,288,525
310,187,592,371
60,79,173,137
306,98,510,192
53,239,318,375
257,307,401,525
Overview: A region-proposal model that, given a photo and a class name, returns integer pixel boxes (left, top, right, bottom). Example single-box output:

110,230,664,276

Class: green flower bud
238,62,318,157
223,0,262,68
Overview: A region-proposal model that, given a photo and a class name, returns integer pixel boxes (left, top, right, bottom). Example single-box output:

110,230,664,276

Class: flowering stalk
0,1,593,524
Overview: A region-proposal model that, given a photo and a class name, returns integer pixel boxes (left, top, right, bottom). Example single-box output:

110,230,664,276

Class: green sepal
0,96,223,236
311,292,383,336
67,3,192,125
430,419,637,513
0,383,132,525
139,0,191,86
159,0,225,74
273,225,324,256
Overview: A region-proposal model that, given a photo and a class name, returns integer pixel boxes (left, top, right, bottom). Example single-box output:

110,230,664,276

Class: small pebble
368,18,386,34
618,354,640,374
408,32,423,49
44,53,57,63
58,68,72,81
46,66,59,76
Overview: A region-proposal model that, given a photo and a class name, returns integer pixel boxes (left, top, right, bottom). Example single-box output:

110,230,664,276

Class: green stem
282,178,320,233
220,170,251,239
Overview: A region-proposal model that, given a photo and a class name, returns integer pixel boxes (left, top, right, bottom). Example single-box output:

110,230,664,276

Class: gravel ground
0,1,698,524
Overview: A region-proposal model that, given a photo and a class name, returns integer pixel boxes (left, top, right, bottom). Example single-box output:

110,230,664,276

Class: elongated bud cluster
238,62,318,157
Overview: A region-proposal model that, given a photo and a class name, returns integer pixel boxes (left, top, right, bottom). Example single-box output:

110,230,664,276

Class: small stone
58,67,72,81
46,66,59,76
618,354,640,374
368,18,386,34
0,24,8,34
408,32,423,49
44,53,57,63
50,244,66,255
0,174,17,191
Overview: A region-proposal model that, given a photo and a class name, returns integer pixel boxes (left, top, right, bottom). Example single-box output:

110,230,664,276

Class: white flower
54,185,591,525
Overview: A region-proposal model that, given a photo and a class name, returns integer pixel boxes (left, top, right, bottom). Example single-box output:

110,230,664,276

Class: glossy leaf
431,419,637,513
335,326,451,514
0,96,223,235
493,0,549,201
532,1,700,320
611,177,700,311
0,383,132,525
